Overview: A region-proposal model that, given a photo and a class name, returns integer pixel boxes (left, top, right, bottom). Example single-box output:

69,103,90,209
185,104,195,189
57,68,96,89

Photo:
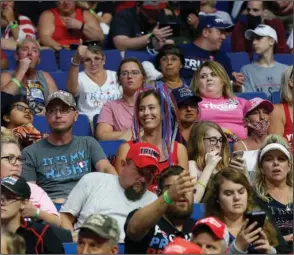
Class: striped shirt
3,15,36,40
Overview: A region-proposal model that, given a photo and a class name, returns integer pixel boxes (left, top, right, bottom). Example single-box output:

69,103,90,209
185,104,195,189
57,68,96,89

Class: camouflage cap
46,90,76,108
77,214,120,243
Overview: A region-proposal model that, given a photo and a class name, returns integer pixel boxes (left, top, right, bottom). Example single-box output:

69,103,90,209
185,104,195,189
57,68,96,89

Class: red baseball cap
126,142,160,171
245,97,274,117
163,237,203,254
192,217,230,246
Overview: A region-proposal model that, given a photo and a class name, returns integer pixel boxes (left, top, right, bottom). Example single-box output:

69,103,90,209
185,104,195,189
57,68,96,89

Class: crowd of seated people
1,1,293,254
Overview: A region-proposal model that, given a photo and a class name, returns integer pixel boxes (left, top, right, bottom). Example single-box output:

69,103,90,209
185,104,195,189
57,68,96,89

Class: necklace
285,187,293,212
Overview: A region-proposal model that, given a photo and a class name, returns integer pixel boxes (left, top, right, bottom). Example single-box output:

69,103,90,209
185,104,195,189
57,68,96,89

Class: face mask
248,120,269,137
247,14,262,29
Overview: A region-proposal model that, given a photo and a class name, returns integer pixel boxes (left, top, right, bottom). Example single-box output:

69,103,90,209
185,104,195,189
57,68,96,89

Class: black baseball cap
1,176,31,199
172,87,202,107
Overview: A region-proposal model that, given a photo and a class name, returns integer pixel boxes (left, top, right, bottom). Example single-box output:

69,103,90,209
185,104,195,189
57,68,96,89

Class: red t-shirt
50,8,84,45
283,103,293,150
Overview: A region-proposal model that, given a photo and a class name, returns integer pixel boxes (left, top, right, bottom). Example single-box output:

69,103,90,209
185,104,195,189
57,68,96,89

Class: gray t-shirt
60,172,157,242
22,136,106,200
241,61,289,98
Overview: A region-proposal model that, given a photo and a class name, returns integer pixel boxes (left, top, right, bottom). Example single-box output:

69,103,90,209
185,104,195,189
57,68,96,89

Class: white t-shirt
60,172,157,242
76,70,122,121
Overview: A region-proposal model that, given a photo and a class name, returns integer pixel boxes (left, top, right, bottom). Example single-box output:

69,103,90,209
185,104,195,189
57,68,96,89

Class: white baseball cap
245,24,278,43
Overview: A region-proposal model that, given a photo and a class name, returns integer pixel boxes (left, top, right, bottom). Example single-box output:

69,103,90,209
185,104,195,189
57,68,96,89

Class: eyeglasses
12,104,33,114
1,194,22,204
1,155,26,165
203,136,224,145
46,107,75,116
120,70,141,78
84,56,104,64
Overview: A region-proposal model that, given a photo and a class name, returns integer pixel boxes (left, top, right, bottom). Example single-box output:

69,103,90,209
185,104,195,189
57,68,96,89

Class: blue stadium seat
93,114,99,133
226,52,250,72
99,140,125,165
33,114,92,136
192,203,205,220
50,71,68,91
104,50,122,71
271,91,280,104
253,53,293,66
4,50,16,69
236,92,268,100
220,35,232,52
59,50,78,71
125,50,156,63
118,243,125,254
54,203,63,211
38,50,58,72
215,1,229,12
63,242,77,254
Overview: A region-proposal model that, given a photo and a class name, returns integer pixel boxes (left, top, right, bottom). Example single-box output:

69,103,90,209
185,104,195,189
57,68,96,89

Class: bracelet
196,180,207,189
32,208,40,219
70,57,80,66
80,23,85,31
11,78,22,89
10,23,18,30
147,33,153,39
89,9,95,15
163,191,173,205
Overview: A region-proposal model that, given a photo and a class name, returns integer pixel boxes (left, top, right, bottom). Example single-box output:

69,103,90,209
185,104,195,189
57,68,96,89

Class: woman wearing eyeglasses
0,127,61,226
1,93,46,149
269,66,293,151
67,41,122,128
96,58,146,141
187,121,230,202
191,60,248,141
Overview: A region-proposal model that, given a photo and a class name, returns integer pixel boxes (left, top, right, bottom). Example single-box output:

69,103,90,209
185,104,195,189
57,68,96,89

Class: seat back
271,91,281,104
125,50,155,63
63,242,77,254
236,92,268,100
253,53,293,66
104,50,122,71
50,71,68,91
38,50,58,72
192,203,206,220
226,52,250,72
99,140,125,165
118,243,125,254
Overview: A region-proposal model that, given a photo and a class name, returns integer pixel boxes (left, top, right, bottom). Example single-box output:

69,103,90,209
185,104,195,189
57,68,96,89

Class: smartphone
159,23,181,37
232,150,244,159
245,211,266,230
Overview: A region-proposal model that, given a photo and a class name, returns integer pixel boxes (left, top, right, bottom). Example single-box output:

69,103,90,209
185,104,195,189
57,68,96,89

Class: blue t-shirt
178,43,233,83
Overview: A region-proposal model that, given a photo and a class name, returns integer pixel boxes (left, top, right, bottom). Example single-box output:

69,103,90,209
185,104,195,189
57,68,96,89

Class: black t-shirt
93,1,115,16
124,209,195,254
16,220,64,254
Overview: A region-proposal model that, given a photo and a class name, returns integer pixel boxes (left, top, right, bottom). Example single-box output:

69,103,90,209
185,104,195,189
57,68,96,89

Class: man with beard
232,0,289,55
22,91,117,203
124,166,196,254
107,1,173,50
59,142,159,243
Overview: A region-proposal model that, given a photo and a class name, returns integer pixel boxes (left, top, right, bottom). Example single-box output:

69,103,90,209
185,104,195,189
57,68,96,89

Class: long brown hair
203,168,279,247
187,121,230,170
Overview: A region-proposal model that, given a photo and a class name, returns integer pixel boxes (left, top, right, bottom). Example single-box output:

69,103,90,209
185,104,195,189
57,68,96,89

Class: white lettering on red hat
139,147,159,160
199,217,222,228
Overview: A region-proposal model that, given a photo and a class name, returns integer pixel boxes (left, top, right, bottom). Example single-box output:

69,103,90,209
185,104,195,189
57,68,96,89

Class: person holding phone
203,168,287,254
253,134,293,245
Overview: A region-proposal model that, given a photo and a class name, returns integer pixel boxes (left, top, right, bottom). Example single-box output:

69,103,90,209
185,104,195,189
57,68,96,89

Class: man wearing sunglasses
1,175,64,254
59,142,160,243
22,90,117,204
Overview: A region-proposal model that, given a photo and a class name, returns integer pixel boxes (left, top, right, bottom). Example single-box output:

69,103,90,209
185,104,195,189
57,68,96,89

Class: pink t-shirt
27,182,60,217
198,96,248,139
97,98,134,131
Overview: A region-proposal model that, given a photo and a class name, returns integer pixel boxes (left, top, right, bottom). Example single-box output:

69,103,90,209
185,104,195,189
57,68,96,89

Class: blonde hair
16,38,41,53
1,127,19,148
203,168,278,247
280,65,293,105
2,231,26,254
187,121,230,170
253,134,293,203
190,61,234,98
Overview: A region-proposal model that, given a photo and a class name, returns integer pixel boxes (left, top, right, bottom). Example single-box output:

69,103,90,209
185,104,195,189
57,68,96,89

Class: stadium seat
59,50,79,71
93,114,99,132
215,1,229,12
220,35,232,52
54,203,63,212
99,140,125,165
33,114,92,136
119,243,125,254
253,53,293,66
4,50,16,69
50,71,68,91
125,50,156,63
192,203,205,220
104,50,122,71
271,91,281,104
63,242,77,254
38,50,58,72
236,92,268,100
226,52,250,72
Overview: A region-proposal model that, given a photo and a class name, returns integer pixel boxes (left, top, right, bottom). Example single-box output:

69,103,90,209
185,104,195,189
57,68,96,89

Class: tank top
50,8,84,45
9,70,49,113
127,140,179,193
282,103,293,149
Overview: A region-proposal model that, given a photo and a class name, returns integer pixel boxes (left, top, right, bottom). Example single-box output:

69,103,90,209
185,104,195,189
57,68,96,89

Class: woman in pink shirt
191,60,248,140
96,58,146,141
